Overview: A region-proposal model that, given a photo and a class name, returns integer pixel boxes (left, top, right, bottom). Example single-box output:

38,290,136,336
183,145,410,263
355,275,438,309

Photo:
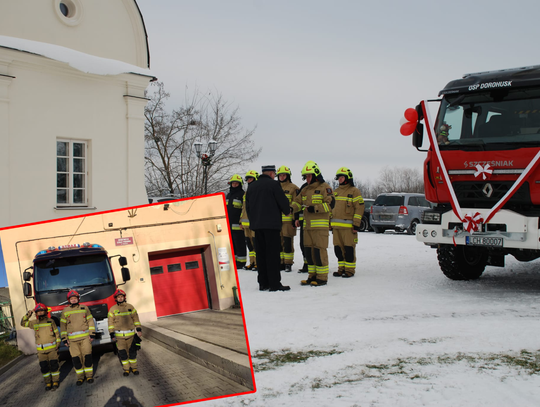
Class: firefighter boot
52,382,59,390
333,270,343,277
284,264,292,272
298,263,308,273
45,383,52,391
123,371,130,377
132,368,140,375
87,377,94,384
310,279,328,287
76,379,84,386
301,273,316,286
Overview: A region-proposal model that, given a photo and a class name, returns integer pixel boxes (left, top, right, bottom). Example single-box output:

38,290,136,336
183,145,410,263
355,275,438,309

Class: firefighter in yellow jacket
20,303,61,391
291,161,335,286
108,289,142,376
60,289,95,385
331,167,365,277
277,165,300,272
240,170,259,270
226,174,247,269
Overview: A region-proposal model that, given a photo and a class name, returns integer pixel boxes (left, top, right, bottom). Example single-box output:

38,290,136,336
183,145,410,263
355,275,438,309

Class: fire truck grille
89,303,108,321
452,181,531,208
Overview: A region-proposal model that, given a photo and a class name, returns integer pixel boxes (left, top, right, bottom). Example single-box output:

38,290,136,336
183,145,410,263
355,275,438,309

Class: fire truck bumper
92,318,112,345
416,209,540,250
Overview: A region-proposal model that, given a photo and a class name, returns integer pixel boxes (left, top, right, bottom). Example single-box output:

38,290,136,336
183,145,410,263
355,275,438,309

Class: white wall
0,0,154,227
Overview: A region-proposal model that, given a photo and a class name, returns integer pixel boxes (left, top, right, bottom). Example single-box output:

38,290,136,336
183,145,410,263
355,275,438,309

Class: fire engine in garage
22,242,130,347
402,65,540,280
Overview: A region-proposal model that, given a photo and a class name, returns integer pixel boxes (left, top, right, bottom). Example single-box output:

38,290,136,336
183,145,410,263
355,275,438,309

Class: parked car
148,196,180,204
370,193,431,235
358,198,374,232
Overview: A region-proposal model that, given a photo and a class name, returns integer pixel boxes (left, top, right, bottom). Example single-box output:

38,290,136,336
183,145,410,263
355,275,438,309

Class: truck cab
22,242,130,347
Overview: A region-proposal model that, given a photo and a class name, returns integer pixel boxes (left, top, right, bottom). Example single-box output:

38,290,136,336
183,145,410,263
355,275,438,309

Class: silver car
370,193,431,235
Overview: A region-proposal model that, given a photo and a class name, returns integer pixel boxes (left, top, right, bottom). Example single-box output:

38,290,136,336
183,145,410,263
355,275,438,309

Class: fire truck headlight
422,211,441,224
431,230,437,238
422,229,429,238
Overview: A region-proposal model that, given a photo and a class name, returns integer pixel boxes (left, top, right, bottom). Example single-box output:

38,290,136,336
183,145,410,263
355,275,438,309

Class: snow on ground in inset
199,232,540,407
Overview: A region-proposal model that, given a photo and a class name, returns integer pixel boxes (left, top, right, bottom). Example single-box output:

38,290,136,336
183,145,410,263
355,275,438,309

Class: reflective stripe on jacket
108,302,141,335
331,183,364,229
60,304,95,342
20,314,61,349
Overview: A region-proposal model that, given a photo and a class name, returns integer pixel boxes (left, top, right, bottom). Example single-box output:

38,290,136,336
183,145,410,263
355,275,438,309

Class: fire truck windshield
436,88,540,150
34,254,114,293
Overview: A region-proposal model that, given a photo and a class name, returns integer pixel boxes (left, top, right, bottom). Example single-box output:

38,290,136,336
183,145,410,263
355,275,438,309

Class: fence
0,300,15,340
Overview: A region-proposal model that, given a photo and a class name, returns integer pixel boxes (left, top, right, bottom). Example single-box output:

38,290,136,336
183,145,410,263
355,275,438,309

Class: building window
57,140,88,206
54,0,83,26
59,2,69,16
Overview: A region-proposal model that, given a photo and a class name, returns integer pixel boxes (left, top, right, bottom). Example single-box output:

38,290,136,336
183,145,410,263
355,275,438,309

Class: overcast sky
137,0,539,187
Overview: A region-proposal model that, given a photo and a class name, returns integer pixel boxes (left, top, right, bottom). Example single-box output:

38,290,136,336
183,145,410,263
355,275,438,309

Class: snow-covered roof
0,35,155,78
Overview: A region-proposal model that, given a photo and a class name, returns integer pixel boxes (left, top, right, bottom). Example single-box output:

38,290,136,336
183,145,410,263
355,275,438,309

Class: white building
0,0,155,227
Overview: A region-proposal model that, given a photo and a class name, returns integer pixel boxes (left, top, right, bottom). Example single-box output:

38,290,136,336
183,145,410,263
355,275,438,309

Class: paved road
0,340,251,407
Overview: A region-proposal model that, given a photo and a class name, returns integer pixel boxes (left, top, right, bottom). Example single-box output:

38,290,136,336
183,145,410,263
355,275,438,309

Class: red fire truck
22,242,130,347
407,65,540,280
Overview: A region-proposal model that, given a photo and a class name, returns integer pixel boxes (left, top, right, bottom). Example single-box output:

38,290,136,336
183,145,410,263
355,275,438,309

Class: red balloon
404,108,418,123
400,121,416,136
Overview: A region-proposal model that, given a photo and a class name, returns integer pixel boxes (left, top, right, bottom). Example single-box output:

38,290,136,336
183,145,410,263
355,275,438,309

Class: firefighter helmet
335,167,353,180
301,161,321,177
114,289,127,298
277,165,292,176
228,174,244,185
67,290,80,300
245,170,259,181
34,303,48,313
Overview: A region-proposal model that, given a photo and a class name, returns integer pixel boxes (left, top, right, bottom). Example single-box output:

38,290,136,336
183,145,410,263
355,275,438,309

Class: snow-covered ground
201,232,540,407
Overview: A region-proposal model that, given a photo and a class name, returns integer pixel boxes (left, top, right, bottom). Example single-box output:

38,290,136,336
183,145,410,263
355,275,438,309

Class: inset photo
0,194,255,407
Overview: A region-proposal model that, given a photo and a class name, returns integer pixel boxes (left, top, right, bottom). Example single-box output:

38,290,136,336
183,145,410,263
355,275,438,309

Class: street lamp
194,140,218,195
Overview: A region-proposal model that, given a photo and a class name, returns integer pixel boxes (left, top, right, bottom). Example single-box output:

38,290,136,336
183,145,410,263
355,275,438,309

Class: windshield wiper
441,142,486,151
40,288,70,293
73,283,111,289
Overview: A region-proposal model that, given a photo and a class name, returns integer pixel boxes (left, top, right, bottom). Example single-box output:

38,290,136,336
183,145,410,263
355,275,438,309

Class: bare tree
376,166,424,194
330,177,374,199
144,82,261,197
354,178,375,199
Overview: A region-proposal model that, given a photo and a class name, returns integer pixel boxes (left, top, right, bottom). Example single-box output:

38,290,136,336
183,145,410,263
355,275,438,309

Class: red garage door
149,249,209,317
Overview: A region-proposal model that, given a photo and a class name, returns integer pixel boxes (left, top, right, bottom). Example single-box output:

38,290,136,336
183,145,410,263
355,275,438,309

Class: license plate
465,236,503,247
379,215,392,221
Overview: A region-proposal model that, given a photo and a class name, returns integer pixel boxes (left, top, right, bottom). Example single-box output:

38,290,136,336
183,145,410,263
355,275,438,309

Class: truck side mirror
23,282,33,297
121,267,131,282
412,123,424,149
119,256,128,267
23,270,32,282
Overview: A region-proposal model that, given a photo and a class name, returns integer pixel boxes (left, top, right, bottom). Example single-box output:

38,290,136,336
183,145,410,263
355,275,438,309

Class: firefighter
241,170,259,270
291,161,335,286
331,167,365,277
277,165,300,272
226,174,247,269
20,303,61,391
295,181,309,273
108,289,142,376
60,289,95,385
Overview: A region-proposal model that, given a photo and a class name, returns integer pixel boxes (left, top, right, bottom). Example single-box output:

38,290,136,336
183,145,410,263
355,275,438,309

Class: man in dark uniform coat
246,165,291,291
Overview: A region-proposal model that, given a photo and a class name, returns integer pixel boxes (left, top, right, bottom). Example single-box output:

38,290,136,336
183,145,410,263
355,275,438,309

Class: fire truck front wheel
437,244,487,280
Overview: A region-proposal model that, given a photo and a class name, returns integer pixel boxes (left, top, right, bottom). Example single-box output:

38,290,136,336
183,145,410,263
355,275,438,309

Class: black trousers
254,229,282,289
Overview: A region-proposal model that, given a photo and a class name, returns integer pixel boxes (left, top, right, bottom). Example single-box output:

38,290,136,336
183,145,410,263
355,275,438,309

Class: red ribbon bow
463,212,483,233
